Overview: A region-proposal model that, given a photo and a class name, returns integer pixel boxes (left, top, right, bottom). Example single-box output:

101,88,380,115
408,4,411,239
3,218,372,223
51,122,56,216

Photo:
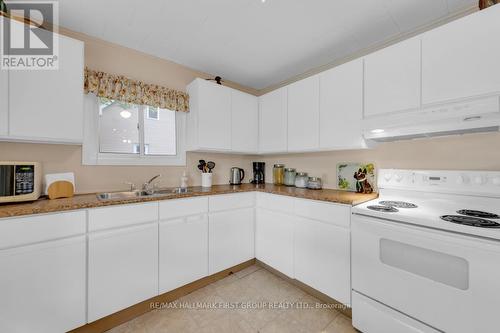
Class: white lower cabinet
0,212,86,333
0,192,356,330
209,207,255,274
159,213,209,293
0,237,86,333
255,207,295,278
294,217,351,305
88,222,159,322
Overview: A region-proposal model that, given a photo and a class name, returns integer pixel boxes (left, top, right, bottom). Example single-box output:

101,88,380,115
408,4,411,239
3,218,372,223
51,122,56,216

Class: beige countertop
0,184,378,219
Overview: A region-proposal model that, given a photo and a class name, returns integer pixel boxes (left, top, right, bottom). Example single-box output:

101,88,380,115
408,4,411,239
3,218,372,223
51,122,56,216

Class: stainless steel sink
96,191,150,201
96,187,193,201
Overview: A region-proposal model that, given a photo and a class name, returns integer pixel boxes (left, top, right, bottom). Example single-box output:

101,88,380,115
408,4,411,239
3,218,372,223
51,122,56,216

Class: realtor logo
1,1,59,70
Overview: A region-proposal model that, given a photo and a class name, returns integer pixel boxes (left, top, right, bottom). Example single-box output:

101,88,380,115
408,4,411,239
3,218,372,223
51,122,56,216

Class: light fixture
120,110,132,119
371,129,385,134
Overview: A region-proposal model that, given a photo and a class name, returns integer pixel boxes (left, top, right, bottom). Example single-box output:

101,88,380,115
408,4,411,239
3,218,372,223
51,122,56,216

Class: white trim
82,94,186,166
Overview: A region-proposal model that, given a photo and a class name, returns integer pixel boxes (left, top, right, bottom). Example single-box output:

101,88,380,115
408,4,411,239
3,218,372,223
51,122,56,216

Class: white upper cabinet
422,5,500,104
231,90,258,153
8,19,84,143
0,66,7,136
186,78,259,153
287,75,320,151
259,87,288,153
364,37,421,116
186,78,232,151
320,59,365,150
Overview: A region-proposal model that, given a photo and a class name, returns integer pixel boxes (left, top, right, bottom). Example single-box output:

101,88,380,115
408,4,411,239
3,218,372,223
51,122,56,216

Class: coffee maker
250,162,265,184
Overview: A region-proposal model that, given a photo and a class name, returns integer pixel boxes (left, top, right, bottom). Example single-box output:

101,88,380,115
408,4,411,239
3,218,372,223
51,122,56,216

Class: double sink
97,187,193,201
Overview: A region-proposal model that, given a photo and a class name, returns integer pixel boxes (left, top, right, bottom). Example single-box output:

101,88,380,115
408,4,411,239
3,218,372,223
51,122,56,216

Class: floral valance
84,68,189,112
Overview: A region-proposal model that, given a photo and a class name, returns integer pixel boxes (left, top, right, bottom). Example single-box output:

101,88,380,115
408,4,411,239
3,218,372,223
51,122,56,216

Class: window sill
83,153,186,166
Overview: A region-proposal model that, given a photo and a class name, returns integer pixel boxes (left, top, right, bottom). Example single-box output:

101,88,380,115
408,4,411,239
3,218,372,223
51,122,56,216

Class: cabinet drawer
0,211,86,249
88,202,158,232
256,192,294,214
209,192,255,212
352,291,439,333
159,197,208,220
294,198,350,228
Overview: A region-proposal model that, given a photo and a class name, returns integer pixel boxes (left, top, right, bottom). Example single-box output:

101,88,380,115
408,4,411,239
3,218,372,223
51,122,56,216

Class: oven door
352,214,500,333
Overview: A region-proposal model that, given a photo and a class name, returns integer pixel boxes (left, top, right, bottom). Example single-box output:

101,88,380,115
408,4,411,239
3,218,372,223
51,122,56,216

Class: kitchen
1,1,500,332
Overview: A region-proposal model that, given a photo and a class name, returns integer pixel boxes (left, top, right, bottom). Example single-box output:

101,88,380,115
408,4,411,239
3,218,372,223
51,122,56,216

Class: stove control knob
473,176,485,185
457,175,470,185
395,174,404,182
384,173,392,182
492,177,500,186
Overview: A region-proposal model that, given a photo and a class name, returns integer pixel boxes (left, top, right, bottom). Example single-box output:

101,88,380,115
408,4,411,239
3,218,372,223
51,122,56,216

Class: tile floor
108,265,357,333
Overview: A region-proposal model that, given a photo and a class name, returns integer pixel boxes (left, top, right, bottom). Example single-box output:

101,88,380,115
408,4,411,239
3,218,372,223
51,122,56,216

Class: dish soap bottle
180,171,189,189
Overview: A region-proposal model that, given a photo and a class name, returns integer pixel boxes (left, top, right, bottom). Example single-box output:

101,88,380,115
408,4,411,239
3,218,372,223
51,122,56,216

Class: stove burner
457,210,500,219
379,201,418,209
368,205,399,213
441,215,500,228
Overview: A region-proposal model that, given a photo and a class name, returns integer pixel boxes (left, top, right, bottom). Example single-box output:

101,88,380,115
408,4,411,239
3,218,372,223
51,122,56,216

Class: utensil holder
202,173,213,188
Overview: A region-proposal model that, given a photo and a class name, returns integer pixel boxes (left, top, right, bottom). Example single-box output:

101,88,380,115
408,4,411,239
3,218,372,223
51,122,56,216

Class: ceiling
56,0,477,90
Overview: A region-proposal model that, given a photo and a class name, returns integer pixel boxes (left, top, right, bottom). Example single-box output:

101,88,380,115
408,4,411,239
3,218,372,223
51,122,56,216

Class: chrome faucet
143,174,161,194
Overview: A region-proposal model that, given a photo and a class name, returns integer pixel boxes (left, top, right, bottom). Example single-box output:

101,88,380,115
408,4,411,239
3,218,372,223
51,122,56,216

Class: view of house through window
98,98,176,156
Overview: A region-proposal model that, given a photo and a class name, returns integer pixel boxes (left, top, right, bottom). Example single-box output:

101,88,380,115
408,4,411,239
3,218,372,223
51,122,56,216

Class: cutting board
44,172,75,199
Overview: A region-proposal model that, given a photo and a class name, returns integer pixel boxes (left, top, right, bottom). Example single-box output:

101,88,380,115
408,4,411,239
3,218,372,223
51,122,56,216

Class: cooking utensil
206,161,215,173
198,160,208,173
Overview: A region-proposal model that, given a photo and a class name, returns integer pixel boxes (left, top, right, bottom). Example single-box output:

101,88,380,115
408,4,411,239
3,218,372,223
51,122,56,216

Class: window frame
83,94,186,166
146,107,160,120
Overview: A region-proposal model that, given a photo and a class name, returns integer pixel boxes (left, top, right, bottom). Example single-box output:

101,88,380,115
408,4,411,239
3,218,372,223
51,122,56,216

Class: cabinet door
159,214,208,293
287,75,320,151
209,207,255,274
259,87,287,153
0,65,7,136
255,208,295,278
88,223,158,322
320,59,365,149
197,80,232,150
422,6,500,104
294,217,351,305
231,90,258,153
9,23,84,143
0,237,86,333
364,37,421,116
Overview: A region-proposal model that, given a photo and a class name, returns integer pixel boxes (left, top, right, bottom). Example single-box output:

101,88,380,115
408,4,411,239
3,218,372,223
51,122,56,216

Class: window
98,99,140,154
83,95,186,166
146,107,159,120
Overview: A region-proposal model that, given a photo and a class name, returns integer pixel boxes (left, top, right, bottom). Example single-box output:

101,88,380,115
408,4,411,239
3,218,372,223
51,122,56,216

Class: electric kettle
230,167,245,185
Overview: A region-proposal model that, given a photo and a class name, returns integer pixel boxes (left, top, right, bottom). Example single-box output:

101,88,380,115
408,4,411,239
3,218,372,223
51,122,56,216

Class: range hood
363,96,500,142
